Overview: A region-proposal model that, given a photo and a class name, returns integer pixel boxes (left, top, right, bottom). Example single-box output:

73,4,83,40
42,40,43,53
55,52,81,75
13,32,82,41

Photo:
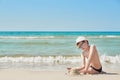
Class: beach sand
0,68,119,80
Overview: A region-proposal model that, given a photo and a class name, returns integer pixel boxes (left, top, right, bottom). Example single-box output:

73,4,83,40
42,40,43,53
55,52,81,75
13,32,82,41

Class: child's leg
86,67,99,74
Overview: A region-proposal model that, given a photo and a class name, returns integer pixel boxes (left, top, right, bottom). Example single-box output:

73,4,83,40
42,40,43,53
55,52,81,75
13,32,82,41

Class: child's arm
77,53,86,70
84,45,95,71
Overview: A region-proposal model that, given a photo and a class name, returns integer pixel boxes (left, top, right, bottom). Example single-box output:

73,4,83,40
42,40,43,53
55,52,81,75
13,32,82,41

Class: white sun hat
76,36,87,44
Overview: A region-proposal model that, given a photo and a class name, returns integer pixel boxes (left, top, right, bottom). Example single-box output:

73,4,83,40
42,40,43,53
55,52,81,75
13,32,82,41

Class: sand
0,68,119,80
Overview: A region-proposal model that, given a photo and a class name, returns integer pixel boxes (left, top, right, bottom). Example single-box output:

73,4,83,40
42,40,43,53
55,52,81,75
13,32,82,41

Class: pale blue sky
0,0,120,31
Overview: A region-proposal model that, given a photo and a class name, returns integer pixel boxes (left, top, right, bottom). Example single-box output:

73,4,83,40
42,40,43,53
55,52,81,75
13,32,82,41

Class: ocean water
0,31,120,70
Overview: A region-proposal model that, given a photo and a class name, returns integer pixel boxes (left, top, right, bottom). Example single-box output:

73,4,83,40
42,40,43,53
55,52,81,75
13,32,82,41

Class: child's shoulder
90,44,97,50
90,44,96,48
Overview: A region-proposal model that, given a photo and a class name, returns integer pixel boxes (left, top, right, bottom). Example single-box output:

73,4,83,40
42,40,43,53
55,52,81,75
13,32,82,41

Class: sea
0,31,120,71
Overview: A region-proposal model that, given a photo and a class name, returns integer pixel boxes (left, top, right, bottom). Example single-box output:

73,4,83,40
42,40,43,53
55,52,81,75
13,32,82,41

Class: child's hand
79,69,87,74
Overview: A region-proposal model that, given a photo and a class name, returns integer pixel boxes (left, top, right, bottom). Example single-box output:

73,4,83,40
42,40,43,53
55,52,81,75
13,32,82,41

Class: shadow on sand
105,73,119,75
100,71,119,75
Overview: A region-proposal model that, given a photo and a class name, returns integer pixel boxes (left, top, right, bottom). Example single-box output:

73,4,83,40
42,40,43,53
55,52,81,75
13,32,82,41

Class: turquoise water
0,31,120,70
0,31,120,56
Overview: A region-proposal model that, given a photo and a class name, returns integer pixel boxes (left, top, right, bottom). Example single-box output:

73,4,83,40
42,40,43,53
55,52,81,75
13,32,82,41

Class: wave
0,55,119,64
0,35,120,39
100,55,120,63
0,36,56,39
0,56,81,63
87,35,120,38
99,35,120,38
0,36,75,39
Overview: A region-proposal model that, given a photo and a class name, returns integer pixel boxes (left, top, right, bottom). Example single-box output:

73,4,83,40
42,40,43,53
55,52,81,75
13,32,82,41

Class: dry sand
0,69,119,80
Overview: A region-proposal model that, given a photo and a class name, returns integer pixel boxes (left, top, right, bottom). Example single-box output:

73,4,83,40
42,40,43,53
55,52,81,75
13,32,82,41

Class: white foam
105,35,120,38
0,55,119,64
100,55,120,63
0,56,81,64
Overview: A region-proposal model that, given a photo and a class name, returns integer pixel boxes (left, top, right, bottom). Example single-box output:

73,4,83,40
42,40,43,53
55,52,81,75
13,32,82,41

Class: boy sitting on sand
67,36,102,74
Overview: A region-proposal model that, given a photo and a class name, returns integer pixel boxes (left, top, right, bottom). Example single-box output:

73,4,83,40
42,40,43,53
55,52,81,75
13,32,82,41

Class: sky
0,0,120,31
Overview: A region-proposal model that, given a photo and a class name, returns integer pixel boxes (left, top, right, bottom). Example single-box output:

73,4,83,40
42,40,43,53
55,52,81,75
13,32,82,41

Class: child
67,36,102,74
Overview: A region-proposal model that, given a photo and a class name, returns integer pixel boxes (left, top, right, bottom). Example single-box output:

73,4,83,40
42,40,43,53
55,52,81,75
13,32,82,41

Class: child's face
77,40,88,51
77,40,85,48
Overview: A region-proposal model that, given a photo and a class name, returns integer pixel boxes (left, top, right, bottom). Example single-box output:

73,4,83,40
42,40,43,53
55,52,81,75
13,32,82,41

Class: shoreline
0,63,119,71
